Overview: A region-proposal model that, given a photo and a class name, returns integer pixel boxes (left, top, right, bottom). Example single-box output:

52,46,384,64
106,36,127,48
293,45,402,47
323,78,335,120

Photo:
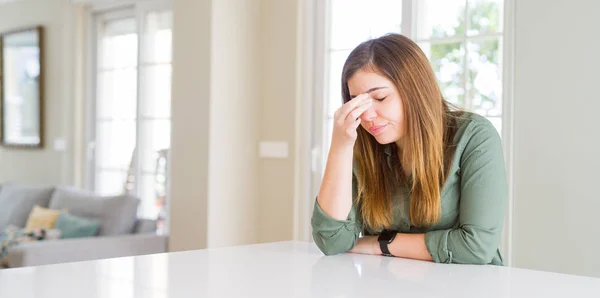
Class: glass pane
468,0,503,36
327,50,351,117
95,120,136,170
138,173,162,219
139,65,171,118
95,170,128,196
97,68,137,119
420,42,466,106
330,0,402,50
416,0,466,40
99,18,137,69
139,119,170,172
142,11,172,64
363,0,403,39
103,18,136,36
467,38,502,117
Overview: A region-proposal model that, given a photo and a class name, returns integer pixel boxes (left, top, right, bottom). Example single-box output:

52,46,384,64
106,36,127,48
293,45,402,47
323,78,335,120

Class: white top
1,241,599,297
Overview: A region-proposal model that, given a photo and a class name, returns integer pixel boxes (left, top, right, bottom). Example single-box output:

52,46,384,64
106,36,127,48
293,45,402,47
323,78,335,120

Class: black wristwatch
377,230,397,257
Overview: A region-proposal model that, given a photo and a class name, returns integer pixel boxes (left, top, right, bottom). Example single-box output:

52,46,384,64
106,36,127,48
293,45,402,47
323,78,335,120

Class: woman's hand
314,94,371,223
331,94,372,149
348,236,382,255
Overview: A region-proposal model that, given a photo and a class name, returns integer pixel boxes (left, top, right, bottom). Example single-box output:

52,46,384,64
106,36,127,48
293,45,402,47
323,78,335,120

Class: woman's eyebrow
350,87,388,98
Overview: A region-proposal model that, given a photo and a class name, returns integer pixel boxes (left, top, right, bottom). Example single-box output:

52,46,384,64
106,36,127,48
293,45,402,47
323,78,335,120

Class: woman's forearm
350,233,433,261
316,145,355,221
388,233,433,261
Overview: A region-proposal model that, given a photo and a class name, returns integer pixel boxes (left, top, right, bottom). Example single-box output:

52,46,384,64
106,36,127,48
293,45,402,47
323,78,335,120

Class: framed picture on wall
0,25,44,148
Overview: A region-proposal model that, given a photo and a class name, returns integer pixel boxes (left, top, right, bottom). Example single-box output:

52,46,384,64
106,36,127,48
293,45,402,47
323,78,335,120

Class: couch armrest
6,234,168,268
133,218,158,234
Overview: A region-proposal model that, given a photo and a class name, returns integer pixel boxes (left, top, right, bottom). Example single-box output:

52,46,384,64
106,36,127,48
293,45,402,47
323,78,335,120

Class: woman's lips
369,124,388,135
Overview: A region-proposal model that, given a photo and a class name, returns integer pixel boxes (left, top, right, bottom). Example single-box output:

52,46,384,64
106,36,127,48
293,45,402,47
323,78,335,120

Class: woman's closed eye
373,96,387,102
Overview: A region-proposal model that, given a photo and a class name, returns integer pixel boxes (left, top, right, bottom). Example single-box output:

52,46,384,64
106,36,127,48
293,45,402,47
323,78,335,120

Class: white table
1,241,599,297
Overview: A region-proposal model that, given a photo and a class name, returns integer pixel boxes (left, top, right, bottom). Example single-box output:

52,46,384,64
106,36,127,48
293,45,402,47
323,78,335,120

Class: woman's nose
360,105,377,122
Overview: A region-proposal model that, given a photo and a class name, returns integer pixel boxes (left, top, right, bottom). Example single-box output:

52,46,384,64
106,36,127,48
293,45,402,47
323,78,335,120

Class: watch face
378,231,396,243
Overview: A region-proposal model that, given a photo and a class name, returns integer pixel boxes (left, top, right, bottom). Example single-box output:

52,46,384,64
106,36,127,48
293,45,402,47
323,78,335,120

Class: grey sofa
0,182,168,268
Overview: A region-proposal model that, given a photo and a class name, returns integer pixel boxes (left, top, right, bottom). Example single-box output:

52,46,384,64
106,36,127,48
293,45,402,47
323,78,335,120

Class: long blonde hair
341,34,459,230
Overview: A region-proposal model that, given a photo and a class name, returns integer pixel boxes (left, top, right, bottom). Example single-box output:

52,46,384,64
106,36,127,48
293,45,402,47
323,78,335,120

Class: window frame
85,0,172,225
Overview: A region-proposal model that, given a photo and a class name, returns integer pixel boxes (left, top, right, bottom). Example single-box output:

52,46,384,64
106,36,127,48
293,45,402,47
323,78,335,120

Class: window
414,0,504,132
320,0,504,173
89,4,172,233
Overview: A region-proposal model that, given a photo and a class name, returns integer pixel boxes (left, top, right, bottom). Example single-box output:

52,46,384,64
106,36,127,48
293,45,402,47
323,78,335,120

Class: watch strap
378,230,395,257
379,241,393,257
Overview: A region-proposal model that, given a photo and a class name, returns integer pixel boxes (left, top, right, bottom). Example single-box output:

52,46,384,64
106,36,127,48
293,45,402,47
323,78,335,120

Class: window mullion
133,9,144,198
89,15,102,191
463,0,470,110
401,0,414,38
415,33,502,44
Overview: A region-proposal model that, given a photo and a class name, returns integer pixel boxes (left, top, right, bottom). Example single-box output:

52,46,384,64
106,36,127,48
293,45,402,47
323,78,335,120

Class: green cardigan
311,112,508,265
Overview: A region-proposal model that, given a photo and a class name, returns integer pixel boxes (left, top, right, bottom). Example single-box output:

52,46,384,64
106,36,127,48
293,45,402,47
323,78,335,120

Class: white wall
169,0,211,251
169,0,262,250
258,0,298,243
170,0,297,250
207,0,260,248
0,0,77,185
512,0,600,277
170,0,299,250
169,0,302,250
100,0,309,251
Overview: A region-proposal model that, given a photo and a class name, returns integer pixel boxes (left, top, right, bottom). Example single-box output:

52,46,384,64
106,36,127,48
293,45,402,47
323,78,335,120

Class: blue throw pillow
55,212,100,239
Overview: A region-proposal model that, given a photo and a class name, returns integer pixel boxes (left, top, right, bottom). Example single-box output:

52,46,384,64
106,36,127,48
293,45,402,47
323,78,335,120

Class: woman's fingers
345,99,372,123
335,93,370,120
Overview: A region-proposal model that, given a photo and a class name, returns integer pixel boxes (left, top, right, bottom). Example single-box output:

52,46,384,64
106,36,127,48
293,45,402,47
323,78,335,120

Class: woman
311,33,508,265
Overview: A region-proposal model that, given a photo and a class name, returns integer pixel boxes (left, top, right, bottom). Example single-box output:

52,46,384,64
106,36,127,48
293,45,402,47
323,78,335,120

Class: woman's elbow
312,232,355,256
458,227,500,264
320,246,346,256
464,248,496,265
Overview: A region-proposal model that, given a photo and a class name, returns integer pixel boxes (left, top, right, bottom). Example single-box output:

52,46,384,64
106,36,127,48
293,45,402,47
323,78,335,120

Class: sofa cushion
24,205,62,232
0,184,55,232
49,187,139,236
55,212,100,239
